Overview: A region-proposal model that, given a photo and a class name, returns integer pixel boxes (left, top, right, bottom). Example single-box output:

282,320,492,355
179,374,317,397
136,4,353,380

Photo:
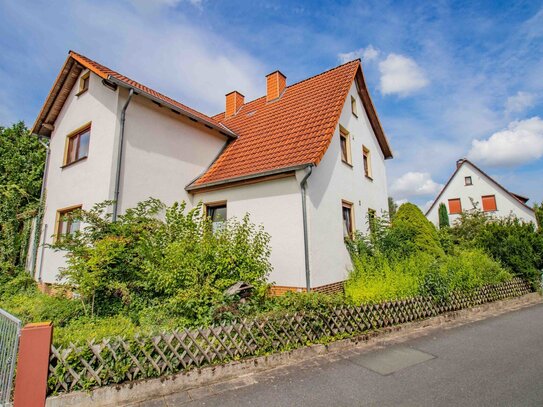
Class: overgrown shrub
52,199,272,325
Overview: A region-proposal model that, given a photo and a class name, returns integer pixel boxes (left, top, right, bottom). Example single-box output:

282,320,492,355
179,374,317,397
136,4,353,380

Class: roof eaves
186,163,311,192
105,76,238,139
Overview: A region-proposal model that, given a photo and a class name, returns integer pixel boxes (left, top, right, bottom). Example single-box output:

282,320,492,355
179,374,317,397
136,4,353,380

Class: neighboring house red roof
187,60,392,190
425,158,534,215
32,51,235,139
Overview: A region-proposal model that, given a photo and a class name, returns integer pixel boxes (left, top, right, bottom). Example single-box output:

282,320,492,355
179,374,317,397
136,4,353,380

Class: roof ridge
213,59,361,118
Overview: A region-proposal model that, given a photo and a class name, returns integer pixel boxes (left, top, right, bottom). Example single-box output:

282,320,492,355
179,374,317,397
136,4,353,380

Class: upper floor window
64,124,91,166
206,202,227,232
342,200,354,238
362,146,372,178
482,195,497,212
465,176,472,186
448,198,462,214
77,71,90,95
339,126,352,166
351,96,358,117
55,205,81,241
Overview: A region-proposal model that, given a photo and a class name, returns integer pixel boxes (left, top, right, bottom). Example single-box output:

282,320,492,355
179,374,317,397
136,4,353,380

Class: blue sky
1,0,542,208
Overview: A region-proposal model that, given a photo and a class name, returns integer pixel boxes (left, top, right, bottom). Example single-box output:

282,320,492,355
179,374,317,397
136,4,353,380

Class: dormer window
77,71,90,95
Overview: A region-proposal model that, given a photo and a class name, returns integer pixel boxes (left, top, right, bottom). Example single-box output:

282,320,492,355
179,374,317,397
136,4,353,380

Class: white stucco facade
305,82,389,287
426,161,536,226
35,69,391,290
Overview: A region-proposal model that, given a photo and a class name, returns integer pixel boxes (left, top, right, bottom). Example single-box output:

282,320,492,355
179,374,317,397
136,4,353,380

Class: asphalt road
177,303,543,407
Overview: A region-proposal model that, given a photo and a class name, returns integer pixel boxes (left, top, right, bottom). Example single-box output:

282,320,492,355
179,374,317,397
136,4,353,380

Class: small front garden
1,198,541,349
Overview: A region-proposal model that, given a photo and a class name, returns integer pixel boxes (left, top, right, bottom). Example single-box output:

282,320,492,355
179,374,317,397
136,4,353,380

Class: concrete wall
306,81,390,287
37,70,120,283
426,162,536,226
191,177,306,288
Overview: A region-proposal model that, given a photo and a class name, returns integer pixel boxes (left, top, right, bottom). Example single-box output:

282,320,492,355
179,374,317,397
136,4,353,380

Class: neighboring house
426,159,536,226
30,51,393,293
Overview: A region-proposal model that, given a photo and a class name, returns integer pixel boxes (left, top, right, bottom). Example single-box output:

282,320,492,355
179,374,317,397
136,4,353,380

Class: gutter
106,77,237,139
299,165,314,292
112,88,134,222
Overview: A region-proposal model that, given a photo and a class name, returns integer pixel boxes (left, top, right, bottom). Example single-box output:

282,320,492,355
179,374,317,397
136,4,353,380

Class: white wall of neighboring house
306,81,389,288
426,163,536,226
190,177,307,288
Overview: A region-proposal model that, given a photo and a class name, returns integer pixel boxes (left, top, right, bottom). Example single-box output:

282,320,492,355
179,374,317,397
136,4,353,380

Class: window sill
75,89,88,97
61,156,88,169
341,160,353,168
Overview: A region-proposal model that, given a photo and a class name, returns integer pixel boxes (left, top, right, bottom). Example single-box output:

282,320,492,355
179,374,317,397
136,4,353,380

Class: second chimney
266,70,286,102
225,91,244,118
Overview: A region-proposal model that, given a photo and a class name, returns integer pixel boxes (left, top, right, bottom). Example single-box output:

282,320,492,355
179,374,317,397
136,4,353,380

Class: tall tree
534,202,543,230
438,203,450,229
0,122,45,274
387,197,398,220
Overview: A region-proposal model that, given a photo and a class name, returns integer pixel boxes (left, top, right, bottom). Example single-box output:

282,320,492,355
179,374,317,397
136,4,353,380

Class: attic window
77,71,90,96
465,176,472,186
351,96,358,117
340,126,352,166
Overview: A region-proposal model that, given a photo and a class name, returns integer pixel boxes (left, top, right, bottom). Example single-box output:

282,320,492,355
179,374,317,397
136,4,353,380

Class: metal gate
0,309,21,406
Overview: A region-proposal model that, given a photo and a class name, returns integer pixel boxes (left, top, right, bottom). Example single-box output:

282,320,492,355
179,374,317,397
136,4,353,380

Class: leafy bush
52,199,272,324
392,203,444,257
450,211,543,286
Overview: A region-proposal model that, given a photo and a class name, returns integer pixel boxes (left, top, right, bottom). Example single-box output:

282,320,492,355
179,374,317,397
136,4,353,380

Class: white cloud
505,91,536,115
390,172,442,199
378,53,429,96
468,116,543,167
338,45,380,63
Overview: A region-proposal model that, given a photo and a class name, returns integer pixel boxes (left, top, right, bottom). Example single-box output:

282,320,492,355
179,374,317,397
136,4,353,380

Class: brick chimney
225,91,244,118
266,70,286,101
456,158,466,169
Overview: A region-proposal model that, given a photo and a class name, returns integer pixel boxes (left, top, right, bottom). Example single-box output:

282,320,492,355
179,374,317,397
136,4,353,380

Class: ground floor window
206,202,227,232
342,200,354,238
55,205,82,241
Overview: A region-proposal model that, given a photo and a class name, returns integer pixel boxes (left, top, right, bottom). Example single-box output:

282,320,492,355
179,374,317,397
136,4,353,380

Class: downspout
30,135,50,279
112,88,134,222
300,164,314,292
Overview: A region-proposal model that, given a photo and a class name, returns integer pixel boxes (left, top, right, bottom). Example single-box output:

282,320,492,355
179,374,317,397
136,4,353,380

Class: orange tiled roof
188,59,391,189
68,51,228,131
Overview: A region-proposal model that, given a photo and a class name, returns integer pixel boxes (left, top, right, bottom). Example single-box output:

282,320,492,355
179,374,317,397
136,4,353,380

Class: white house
29,51,393,293
426,159,536,226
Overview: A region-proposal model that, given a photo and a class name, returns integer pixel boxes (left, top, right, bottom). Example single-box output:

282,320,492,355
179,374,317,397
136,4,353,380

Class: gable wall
37,70,120,283
305,81,389,287
426,163,536,226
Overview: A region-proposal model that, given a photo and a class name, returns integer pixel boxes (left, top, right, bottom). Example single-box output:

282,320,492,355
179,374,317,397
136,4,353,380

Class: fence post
13,322,53,407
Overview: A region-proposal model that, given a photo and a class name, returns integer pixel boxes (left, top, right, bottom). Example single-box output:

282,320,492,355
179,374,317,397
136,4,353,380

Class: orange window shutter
448,198,462,214
482,195,497,212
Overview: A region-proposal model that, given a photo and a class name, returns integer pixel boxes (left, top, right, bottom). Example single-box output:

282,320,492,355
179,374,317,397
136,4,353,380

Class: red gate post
13,322,53,407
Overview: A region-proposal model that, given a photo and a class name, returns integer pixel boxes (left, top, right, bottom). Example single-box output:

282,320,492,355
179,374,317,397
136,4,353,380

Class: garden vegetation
0,123,541,347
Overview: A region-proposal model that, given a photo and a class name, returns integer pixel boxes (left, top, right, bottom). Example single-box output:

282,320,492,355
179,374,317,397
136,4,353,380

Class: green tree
534,202,543,230
0,122,46,274
392,203,444,257
438,203,450,228
387,197,398,220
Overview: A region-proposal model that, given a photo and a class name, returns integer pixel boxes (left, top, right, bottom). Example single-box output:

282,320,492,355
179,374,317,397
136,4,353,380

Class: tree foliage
0,122,46,274
52,199,272,324
438,203,450,228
